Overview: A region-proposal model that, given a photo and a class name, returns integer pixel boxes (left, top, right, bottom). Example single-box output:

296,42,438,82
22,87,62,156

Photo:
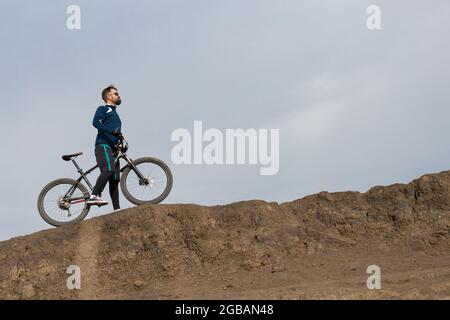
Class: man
86,85,122,209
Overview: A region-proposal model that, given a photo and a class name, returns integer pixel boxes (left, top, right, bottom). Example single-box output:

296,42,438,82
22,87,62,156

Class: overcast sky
1,0,449,241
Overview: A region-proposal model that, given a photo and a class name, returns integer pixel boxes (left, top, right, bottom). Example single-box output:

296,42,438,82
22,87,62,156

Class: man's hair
101,85,117,102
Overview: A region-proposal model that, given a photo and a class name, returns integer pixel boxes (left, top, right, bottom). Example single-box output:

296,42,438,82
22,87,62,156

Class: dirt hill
1,171,449,299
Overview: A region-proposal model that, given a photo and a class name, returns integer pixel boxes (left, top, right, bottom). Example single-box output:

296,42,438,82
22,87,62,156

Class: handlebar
115,134,128,152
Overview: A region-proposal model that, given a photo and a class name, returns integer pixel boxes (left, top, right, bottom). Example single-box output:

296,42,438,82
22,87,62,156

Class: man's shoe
86,195,108,206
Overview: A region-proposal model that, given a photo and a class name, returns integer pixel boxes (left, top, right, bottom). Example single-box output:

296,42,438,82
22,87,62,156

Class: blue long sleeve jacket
92,105,122,147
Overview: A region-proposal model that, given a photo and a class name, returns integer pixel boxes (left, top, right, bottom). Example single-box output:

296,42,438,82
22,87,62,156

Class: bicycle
37,134,173,227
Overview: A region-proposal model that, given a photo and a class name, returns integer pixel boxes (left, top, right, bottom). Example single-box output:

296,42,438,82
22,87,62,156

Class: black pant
92,172,120,210
92,144,120,210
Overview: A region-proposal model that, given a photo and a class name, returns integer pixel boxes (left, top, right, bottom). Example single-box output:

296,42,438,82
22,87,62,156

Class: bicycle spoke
42,182,87,223
124,160,170,202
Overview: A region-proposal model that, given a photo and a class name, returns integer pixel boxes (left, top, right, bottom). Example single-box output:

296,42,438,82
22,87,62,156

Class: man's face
108,89,122,105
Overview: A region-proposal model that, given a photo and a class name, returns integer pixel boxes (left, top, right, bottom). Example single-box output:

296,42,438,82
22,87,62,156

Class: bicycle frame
63,148,148,204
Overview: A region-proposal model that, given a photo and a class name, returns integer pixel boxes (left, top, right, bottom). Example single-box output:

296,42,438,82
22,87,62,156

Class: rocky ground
0,171,449,299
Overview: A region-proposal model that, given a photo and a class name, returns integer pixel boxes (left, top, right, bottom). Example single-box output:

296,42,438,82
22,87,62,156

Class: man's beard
116,98,122,105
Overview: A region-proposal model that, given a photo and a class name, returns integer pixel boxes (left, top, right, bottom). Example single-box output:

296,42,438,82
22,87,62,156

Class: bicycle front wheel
121,157,173,205
37,178,90,227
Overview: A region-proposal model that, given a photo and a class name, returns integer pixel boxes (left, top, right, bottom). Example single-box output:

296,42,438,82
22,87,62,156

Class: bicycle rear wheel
120,157,173,205
37,178,90,227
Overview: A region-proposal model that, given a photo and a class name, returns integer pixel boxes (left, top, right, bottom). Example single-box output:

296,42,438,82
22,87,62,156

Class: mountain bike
37,135,173,227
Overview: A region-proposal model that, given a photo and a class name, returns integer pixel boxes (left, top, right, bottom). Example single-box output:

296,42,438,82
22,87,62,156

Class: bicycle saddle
62,152,83,161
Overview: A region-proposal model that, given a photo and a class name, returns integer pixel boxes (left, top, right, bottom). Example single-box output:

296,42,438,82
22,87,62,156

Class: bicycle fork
122,154,148,183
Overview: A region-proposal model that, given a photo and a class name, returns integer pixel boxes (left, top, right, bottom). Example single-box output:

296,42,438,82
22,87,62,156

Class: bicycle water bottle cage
62,152,83,161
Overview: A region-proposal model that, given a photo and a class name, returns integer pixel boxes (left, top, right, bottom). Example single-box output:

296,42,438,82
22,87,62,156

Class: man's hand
112,129,122,137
